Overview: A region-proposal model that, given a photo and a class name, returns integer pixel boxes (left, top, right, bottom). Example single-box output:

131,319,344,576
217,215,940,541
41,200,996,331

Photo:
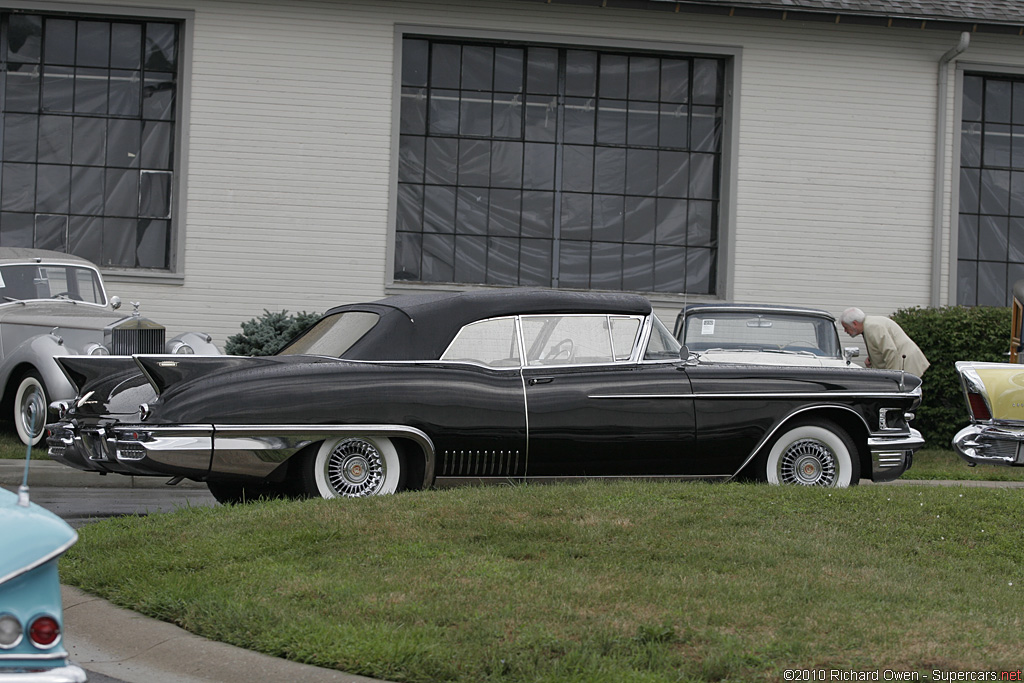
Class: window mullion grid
552,49,571,289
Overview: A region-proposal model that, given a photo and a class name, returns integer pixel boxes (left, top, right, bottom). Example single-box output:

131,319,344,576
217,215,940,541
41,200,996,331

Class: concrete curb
62,586,386,683
0,459,206,488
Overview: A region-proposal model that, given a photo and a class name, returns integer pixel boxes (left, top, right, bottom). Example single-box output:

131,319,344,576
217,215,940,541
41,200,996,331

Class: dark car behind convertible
46,290,924,501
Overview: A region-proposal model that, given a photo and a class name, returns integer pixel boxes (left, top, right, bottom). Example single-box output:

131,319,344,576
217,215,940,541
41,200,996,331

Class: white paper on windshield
701,319,715,335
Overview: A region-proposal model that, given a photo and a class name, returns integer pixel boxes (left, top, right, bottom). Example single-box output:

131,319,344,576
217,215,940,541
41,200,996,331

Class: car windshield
0,263,106,305
682,311,840,357
279,311,380,357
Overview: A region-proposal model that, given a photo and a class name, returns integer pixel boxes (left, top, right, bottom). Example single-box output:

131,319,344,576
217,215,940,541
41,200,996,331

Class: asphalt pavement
4,459,1024,683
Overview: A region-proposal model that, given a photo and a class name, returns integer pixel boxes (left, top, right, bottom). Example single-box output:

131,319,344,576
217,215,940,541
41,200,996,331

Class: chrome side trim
0,650,69,662
433,474,731,487
100,424,437,484
590,391,916,400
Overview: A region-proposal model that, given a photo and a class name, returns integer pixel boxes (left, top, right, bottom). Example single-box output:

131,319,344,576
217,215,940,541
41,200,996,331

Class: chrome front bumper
867,428,924,482
952,424,1024,467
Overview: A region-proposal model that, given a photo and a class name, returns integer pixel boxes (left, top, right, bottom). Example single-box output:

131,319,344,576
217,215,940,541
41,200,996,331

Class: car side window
610,317,641,361
521,315,640,366
644,315,683,360
72,268,105,304
442,317,520,367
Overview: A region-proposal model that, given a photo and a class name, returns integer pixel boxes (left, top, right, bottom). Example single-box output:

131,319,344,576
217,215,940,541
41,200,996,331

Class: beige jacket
862,316,930,376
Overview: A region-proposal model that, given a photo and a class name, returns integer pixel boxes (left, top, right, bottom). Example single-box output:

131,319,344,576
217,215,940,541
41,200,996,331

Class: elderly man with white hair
840,307,930,376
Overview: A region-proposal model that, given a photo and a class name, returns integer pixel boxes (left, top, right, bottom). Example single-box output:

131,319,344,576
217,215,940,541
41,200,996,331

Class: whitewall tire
309,436,401,498
14,373,48,447
765,422,858,488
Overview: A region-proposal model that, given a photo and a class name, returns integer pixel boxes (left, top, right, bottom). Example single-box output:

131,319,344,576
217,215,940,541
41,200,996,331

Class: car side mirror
679,345,698,364
844,346,860,365
110,296,121,311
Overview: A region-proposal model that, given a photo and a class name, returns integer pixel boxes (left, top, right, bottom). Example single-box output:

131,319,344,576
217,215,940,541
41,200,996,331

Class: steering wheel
545,338,575,362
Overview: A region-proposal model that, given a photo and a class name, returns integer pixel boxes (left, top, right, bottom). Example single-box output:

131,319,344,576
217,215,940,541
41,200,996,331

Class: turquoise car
0,485,86,682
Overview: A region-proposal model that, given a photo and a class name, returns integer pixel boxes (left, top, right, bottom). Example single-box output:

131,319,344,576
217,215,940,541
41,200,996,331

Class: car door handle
528,377,554,385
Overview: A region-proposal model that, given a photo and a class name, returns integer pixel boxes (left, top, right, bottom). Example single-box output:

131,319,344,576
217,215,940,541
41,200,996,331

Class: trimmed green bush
890,305,1010,447
225,310,321,356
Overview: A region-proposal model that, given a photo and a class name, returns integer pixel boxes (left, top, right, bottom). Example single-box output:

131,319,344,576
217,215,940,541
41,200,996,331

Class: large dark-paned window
396,37,724,294
958,73,1024,306
0,13,177,269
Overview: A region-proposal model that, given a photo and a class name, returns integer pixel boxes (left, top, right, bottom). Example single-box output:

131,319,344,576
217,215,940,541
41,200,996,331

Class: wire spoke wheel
776,438,838,486
308,436,401,499
765,421,858,488
325,438,386,497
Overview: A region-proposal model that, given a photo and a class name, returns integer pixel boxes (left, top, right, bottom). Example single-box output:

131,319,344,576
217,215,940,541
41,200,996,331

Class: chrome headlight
170,341,195,354
85,342,109,356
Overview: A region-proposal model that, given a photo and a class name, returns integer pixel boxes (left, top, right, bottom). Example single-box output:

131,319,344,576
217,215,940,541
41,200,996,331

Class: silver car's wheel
310,436,400,498
765,422,858,488
14,373,48,447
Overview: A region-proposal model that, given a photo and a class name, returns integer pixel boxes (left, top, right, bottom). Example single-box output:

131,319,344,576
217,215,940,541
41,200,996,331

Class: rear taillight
0,614,22,648
28,616,60,647
968,393,992,421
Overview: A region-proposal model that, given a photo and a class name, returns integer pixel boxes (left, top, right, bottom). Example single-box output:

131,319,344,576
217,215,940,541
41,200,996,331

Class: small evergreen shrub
890,305,1011,447
225,310,321,356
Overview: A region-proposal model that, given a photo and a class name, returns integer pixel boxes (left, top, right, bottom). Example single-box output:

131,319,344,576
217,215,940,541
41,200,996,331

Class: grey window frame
0,6,192,284
389,27,738,302
954,66,1024,307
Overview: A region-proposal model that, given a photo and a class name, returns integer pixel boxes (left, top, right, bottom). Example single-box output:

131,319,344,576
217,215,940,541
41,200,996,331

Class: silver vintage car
0,248,219,445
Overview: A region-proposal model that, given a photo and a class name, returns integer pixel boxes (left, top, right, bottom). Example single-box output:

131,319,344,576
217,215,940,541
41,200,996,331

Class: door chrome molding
589,391,915,400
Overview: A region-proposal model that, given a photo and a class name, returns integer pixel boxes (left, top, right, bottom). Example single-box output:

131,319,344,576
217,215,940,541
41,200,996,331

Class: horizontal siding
47,0,1024,349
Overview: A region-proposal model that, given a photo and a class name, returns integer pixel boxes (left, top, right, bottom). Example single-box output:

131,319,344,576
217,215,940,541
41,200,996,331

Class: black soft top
313,289,653,361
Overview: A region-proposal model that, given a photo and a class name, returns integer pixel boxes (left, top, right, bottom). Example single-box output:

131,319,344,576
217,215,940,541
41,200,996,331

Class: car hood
0,301,119,331
696,351,850,367
0,486,77,586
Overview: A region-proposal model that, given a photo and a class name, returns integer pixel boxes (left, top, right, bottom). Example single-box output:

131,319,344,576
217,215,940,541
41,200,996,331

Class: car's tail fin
132,355,277,395
55,356,139,394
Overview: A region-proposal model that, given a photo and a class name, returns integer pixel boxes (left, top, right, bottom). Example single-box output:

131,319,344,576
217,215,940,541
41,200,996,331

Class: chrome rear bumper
952,424,1024,467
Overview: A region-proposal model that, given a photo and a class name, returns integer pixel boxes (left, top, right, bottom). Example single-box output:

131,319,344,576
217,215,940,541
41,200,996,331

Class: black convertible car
46,290,924,502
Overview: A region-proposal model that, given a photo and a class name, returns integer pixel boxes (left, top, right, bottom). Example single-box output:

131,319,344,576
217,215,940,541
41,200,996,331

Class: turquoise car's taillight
0,613,22,648
28,615,60,647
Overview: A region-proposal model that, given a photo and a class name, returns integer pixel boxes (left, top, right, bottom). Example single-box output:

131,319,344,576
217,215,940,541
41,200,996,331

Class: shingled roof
531,0,1024,34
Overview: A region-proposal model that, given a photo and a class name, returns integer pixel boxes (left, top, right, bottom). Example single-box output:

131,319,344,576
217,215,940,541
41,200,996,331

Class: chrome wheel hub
325,438,385,497
778,438,837,486
20,389,45,438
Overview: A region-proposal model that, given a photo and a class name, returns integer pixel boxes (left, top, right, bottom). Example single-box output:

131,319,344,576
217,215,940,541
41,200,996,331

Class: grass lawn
910,447,1024,481
0,430,49,459
63,480,1024,682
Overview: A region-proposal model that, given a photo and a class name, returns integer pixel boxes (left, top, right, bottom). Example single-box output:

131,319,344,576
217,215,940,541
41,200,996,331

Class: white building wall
51,0,1024,347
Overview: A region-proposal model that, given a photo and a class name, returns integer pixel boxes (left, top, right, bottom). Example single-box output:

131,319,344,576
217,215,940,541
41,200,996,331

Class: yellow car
953,361,1024,466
